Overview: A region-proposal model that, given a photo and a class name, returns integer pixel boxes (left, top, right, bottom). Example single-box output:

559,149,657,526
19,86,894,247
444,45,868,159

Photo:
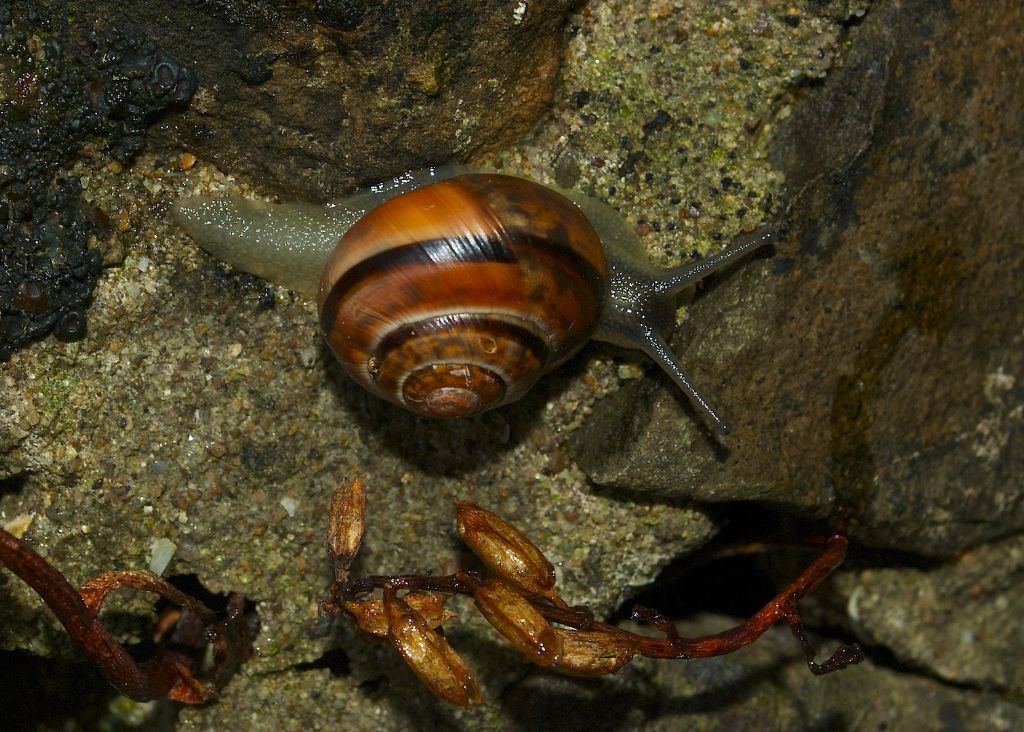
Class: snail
173,168,772,432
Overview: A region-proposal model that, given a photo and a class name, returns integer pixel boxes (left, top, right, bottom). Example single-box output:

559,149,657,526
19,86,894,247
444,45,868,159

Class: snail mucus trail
173,167,773,432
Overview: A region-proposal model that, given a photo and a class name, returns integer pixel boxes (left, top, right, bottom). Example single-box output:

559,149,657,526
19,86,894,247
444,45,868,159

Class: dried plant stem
329,531,861,673
0,527,200,701
324,478,863,705
0,526,254,703
623,532,862,668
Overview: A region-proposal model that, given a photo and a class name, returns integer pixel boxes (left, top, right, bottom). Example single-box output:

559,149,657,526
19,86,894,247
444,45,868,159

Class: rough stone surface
0,5,195,362
177,616,1024,732
573,0,1024,558
639,618,1024,732
834,534,1024,695
32,0,577,201
4,0,1021,730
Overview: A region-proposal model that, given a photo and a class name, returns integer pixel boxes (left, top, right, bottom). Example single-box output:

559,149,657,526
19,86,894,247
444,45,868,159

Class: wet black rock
88,32,198,163
0,180,101,360
0,3,196,361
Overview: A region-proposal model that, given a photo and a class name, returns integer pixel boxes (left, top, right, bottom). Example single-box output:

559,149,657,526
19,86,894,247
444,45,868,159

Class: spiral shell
317,174,608,417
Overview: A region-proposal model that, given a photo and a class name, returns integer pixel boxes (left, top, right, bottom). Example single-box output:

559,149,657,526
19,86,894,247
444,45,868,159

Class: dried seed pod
454,498,558,600
470,577,562,667
383,586,481,707
326,476,366,579
551,628,638,677
345,591,454,639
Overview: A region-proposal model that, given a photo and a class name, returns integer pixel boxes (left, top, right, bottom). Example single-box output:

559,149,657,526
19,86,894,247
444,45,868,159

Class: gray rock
573,0,1024,558
836,534,1024,694
643,618,1024,732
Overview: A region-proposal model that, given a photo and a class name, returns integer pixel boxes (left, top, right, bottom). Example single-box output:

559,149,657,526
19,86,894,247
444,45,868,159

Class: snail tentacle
650,227,774,297
594,226,774,434
635,323,732,435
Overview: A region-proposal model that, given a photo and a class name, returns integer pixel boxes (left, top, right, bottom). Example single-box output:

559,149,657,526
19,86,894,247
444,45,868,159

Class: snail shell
173,168,773,432
317,174,607,417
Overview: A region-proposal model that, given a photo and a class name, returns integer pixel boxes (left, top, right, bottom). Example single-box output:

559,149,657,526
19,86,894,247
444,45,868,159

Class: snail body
173,168,772,431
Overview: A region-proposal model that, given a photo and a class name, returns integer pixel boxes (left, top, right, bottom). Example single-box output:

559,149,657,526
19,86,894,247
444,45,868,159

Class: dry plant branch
321,477,863,706
0,525,255,703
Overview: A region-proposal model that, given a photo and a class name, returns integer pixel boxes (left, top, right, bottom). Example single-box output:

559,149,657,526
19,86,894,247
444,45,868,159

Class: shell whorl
317,174,608,417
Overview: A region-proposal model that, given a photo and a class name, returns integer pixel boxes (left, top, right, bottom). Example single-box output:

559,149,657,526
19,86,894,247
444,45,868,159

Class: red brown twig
0,526,254,703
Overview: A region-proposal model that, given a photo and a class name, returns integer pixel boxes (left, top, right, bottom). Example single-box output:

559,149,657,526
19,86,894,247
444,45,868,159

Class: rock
836,534,1024,694
641,618,1024,732
7,0,1020,727
0,13,194,362
62,0,577,201
573,0,1024,557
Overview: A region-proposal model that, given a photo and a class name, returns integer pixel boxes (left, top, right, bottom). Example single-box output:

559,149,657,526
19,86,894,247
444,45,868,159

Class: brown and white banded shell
317,174,608,418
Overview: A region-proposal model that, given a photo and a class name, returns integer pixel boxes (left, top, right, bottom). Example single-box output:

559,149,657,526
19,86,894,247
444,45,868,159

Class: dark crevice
0,472,28,498
0,571,257,728
156,572,256,616
611,500,946,628
0,649,179,730
605,500,1015,698
293,647,352,677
